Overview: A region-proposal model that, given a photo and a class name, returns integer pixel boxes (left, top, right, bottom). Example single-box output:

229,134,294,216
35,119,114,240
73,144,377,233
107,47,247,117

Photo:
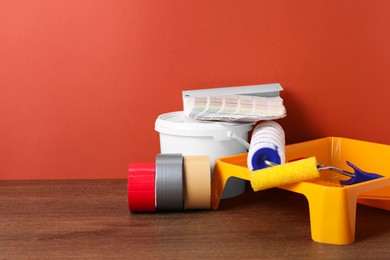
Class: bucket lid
155,111,253,138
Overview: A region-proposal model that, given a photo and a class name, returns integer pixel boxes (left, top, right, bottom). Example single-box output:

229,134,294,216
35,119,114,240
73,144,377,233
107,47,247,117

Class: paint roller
247,121,383,191
250,156,384,191
250,157,320,191
245,121,319,191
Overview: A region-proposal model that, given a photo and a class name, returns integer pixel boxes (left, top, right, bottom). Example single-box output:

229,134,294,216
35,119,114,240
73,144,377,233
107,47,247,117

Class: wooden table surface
1,180,389,259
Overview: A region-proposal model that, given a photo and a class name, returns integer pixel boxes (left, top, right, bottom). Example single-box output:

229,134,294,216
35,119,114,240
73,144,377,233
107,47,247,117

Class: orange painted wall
1,1,390,180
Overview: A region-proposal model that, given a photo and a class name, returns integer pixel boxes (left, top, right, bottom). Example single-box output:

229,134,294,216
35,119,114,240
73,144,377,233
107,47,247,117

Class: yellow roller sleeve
250,157,319,191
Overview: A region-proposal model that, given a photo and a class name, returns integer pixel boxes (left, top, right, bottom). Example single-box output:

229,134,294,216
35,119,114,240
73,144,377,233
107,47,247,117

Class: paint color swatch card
182,84,286,123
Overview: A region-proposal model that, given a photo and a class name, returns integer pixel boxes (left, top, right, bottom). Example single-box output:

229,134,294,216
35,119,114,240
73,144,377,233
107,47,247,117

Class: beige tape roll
183,156,211,209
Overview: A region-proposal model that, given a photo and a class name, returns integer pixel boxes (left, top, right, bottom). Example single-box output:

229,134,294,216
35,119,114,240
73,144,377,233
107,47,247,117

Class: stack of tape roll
128,154,211,212
247,121,286,171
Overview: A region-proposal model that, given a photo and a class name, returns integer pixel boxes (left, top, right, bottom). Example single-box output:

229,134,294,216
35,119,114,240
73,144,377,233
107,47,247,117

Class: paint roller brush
249,157,320,191
246,120,318,191
250,157,384,192
247,121,383,191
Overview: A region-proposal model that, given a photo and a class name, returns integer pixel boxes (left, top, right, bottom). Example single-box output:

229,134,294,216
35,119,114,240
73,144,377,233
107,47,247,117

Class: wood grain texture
1,180,389,259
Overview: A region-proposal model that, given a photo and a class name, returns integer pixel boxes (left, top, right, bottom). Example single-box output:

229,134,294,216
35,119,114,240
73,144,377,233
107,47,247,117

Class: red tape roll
128,163,156,212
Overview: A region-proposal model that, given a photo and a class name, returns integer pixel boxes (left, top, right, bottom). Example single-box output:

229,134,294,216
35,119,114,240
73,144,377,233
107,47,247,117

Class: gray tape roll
155,153,184,211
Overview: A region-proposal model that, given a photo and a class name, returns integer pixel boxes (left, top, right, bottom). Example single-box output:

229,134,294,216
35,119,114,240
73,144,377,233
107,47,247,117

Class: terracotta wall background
1,0,390,180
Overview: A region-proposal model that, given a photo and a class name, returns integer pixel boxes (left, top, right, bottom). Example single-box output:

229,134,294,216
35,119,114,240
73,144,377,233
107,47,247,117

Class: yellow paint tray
211,137,390,245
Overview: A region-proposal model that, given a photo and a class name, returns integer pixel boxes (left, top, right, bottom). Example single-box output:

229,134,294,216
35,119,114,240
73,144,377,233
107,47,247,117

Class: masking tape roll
155,154,184,211
128,163,156,212
183,156,211,209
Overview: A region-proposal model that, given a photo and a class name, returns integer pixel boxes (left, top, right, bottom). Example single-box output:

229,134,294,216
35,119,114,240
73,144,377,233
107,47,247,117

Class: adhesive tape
155,154,184,211
183,156,211,209
128,163,156,212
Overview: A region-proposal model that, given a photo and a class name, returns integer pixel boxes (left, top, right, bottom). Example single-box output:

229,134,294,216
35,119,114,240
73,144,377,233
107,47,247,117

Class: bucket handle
227,131,250,150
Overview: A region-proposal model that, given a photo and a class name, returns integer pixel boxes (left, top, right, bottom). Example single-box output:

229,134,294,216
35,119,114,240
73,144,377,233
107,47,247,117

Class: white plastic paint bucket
155,111,253,199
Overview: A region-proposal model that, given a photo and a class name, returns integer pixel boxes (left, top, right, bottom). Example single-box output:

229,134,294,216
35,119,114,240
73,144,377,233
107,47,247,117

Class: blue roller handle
340,161,383,185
